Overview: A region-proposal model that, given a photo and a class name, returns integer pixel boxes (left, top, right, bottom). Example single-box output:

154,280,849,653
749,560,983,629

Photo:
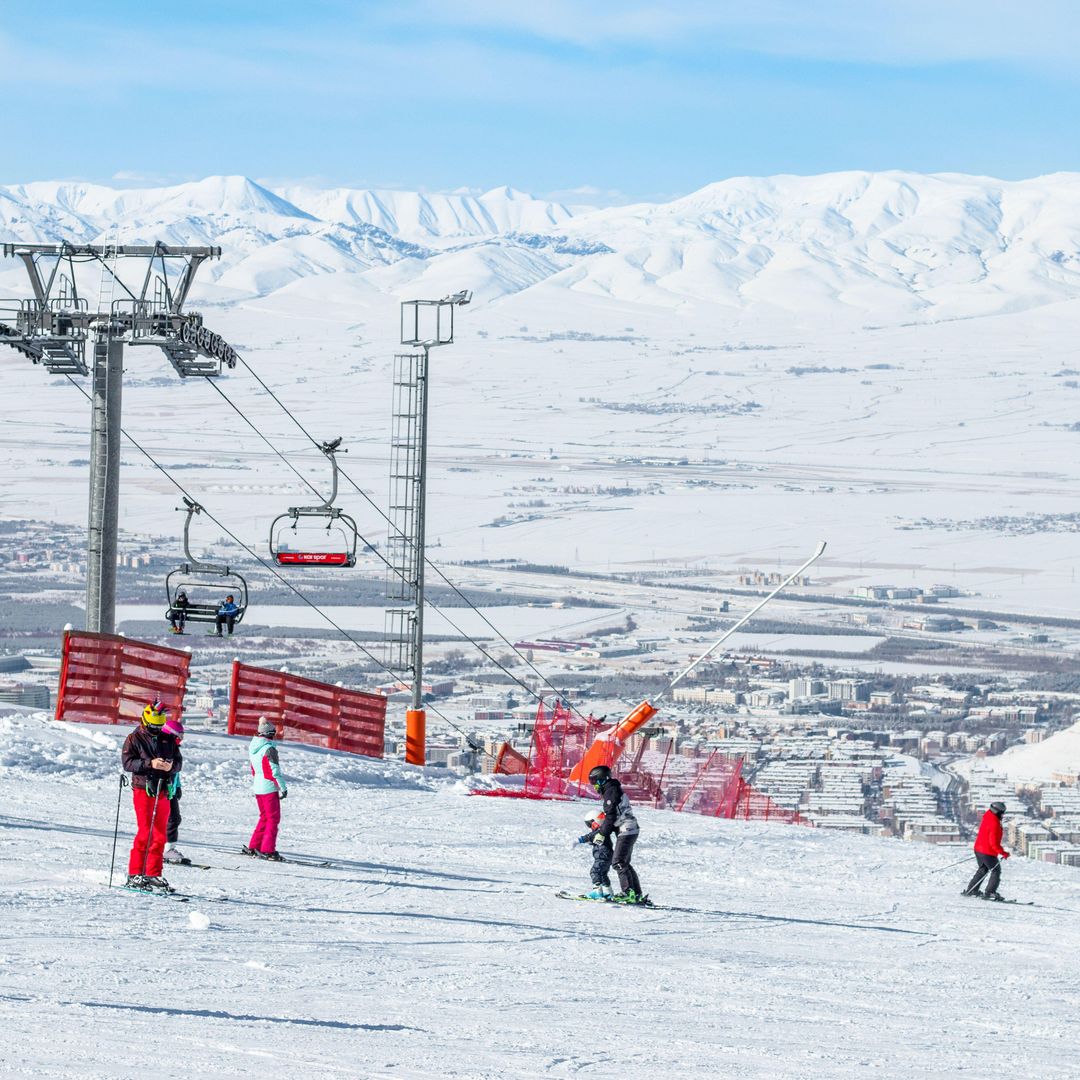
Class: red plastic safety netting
483,699,805,825
227,661,387,758
55,630,191,726
484,701,606,799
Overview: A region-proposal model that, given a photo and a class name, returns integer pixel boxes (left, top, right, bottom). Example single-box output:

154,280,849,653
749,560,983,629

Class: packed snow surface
2,710,1078,1078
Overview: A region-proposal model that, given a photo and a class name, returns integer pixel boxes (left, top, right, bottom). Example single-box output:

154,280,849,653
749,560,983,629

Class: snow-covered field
5,172,1080,618
2,708,1078,1079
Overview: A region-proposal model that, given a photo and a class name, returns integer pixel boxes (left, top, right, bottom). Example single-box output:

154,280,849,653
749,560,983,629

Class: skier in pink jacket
242,717,288,861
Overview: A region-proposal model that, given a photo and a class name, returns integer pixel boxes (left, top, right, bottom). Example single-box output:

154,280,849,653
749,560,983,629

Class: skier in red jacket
963,801,1011,901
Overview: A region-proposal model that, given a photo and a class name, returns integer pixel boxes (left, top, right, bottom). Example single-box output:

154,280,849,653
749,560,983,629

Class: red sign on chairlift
275,551,350,566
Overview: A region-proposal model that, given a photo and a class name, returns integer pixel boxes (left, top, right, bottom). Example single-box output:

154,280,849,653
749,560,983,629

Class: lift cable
206,371,578,728
230,355,597,723
202,378,326,504
63,376,496,761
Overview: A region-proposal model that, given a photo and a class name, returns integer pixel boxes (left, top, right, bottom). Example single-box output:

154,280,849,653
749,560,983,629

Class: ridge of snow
5,170,1080,315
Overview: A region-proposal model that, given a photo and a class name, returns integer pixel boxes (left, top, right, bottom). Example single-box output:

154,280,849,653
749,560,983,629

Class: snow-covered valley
5,172,1080,616
1,708,1078,1079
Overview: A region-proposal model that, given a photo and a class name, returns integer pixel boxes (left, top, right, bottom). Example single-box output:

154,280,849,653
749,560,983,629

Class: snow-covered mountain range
4,171,1080,319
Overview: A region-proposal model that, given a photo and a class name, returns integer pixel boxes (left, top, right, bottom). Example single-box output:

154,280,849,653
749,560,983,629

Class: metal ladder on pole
384,349,424,675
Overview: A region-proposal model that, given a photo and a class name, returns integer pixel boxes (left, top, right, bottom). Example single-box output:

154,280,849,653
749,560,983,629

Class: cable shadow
658,905,930,936
80,1000,420,1032
212,895,623,940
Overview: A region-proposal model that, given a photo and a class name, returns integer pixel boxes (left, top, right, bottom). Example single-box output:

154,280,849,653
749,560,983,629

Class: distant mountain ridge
3,171,1080,320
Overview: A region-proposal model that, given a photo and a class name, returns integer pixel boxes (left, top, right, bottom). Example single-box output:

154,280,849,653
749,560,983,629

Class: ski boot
585,885,613,901
241,845,258,857
612,890,649,905
163,845,190,865
962,888,983,899
258,851,284,862
124,874,150,890
982,892,1006,902
142,876,174,893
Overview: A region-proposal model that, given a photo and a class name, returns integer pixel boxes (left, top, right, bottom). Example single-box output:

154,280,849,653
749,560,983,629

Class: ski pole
139,778,163,879
108,773,128,889
929,855,975,874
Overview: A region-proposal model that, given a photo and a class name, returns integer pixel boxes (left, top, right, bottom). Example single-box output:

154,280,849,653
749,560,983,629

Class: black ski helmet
588,764,612,790
990,801,1006,816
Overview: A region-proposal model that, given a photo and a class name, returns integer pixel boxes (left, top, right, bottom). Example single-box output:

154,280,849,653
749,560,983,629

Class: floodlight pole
388,291,471,766
411,341,432,717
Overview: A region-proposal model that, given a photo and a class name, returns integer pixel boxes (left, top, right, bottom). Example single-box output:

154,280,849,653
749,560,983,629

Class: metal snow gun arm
568,541,828,784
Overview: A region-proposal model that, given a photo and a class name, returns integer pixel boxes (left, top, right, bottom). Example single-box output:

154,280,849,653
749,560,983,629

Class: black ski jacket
122,725,183,793
594,777,639,839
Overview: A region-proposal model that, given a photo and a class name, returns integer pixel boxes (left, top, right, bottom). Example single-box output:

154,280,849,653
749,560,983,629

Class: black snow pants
591,831,641,895
166,788,182,845
964,852,1001,896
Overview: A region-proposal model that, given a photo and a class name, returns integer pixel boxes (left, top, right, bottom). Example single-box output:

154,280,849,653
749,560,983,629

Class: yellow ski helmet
142,701,167,727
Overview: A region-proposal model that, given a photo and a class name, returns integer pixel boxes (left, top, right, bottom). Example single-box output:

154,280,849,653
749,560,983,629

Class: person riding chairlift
215,594,240,637
168,590,190,634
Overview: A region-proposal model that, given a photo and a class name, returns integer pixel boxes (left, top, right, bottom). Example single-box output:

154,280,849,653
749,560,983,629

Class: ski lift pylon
269,437,359,568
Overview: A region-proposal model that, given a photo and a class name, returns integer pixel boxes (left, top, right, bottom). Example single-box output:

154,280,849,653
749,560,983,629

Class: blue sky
3,1,1079,201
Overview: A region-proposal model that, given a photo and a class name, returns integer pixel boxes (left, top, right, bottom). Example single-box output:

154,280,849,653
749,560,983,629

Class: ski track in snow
1,711,1078,1078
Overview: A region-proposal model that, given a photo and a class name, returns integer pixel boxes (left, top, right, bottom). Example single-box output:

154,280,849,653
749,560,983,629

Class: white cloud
394,0,1080,68
112,170,194,186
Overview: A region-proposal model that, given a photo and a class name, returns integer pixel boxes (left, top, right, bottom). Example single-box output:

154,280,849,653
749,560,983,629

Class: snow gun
568,541,828,786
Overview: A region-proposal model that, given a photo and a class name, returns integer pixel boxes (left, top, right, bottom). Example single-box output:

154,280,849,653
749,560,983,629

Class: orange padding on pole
405,709,426,766
569,699,658,783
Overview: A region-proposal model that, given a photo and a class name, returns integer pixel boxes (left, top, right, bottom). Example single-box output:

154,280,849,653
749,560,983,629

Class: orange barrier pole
405,708,426,766
55,629,73,722
227,659,241,735
568,699,658,784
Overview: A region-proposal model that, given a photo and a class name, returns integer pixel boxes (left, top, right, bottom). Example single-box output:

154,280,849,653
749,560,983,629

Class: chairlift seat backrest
166,569,248,624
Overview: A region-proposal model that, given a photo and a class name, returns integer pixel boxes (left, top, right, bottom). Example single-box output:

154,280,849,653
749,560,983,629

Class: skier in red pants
121,702,183,891
243,717,288,861
963,801,1011,901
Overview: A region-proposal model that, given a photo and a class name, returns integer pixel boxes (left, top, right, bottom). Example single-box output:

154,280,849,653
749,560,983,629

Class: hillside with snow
2,706,1078,1079
994,719,1080,783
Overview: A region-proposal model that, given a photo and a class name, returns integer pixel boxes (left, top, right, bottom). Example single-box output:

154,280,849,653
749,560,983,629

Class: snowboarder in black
578,764,644,902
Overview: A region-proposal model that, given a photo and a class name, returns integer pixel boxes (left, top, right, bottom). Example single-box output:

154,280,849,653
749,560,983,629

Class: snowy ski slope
1,708,1077,1079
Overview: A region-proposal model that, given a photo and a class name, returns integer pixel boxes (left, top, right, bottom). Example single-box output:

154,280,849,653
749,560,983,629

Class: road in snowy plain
1,709,1077,1079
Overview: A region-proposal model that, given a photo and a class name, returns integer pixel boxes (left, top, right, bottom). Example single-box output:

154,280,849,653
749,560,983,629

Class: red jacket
974,810,1007,856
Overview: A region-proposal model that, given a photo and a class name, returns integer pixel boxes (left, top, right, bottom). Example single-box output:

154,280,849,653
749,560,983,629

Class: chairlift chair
269,437,359,568
164,498,248,628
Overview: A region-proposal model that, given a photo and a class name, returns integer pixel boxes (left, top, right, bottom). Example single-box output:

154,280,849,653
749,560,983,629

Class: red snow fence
227,661,387,758
478,698,806,825
481,701,606,800
55,630,191,726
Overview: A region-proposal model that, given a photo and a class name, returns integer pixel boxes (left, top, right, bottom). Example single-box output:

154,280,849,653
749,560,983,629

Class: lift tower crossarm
1,243,222,257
